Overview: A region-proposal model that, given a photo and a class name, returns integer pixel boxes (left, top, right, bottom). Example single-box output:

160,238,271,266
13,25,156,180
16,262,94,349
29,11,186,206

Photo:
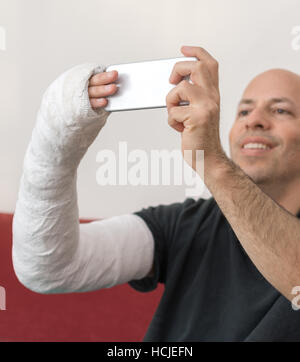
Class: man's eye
239,110,249,117
275,108,290,115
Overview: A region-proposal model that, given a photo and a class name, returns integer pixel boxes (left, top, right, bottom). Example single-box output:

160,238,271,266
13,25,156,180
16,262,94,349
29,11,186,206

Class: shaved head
242,69,300,102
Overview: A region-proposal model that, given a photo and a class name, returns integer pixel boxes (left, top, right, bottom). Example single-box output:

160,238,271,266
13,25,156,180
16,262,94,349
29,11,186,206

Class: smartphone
104,56,197,112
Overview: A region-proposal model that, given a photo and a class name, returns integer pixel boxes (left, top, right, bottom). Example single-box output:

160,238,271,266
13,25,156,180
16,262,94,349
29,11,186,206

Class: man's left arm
166,45,300,303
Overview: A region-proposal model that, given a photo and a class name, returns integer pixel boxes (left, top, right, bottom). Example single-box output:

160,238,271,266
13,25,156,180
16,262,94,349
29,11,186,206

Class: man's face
229,69,300,185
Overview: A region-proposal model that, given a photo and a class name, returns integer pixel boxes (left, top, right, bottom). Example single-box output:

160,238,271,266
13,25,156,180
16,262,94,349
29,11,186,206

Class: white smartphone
104,56,197,112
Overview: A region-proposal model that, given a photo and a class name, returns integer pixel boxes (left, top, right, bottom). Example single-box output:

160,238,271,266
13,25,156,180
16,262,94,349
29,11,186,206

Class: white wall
0,0,299,217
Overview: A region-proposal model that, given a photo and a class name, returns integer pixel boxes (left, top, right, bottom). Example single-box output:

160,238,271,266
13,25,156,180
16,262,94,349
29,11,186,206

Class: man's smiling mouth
239,137,278,156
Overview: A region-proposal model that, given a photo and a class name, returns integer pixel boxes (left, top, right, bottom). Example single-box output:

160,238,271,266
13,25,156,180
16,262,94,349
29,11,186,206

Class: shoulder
134,196,219,239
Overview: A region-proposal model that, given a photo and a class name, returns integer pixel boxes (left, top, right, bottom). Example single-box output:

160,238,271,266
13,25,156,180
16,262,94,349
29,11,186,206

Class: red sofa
0,213,164,342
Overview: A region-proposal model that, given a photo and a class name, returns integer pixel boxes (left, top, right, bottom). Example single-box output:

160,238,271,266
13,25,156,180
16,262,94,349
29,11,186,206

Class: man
12,46,300,342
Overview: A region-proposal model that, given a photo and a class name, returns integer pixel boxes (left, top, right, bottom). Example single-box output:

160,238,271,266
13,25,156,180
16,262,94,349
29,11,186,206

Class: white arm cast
12,63,154,294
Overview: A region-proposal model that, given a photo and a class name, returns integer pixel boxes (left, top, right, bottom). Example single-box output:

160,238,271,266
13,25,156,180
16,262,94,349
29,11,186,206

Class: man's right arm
12,63,155,294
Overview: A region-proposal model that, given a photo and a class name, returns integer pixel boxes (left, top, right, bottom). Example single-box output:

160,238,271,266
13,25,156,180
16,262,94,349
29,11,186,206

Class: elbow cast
12,255,62,295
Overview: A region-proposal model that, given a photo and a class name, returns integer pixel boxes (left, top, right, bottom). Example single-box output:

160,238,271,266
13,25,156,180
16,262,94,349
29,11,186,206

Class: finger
90,97,108,109
181,46,217,64
169,61,212,90
180,46,219,86
89,70,118,86
88,83,118,98
168,105,196,133
166,81,200,108
168,105,191,122
168,112,185,133
169,61,195,84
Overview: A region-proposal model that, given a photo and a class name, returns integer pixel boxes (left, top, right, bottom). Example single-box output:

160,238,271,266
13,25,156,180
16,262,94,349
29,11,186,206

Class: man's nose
245,109,271,130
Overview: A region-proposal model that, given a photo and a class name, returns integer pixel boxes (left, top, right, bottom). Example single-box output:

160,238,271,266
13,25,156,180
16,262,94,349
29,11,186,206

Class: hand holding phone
88,56,197,112
88,70,119,110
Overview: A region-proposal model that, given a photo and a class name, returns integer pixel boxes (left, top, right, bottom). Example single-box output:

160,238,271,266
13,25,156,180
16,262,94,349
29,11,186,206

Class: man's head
229,69,300,188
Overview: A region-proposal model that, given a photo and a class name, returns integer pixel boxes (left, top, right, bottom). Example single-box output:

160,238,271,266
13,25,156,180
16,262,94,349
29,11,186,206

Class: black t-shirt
128,197,300,342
